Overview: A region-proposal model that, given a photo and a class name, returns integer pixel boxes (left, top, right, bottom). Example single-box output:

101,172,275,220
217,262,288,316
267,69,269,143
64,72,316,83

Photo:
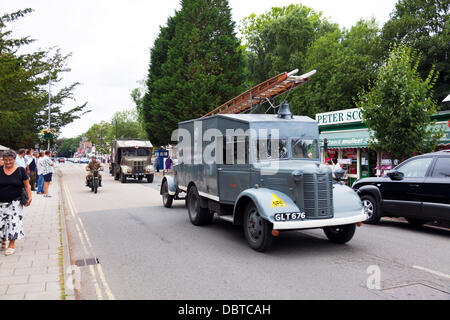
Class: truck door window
256,138,288,160
223,136,249,165
292,139,318,159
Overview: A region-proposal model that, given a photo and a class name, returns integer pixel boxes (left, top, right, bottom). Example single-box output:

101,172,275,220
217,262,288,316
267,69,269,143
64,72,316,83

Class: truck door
218,136,250,204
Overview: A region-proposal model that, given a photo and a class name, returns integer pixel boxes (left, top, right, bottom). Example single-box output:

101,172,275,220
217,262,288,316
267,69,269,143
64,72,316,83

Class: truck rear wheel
323,224,356,244
243,202,273,252
187,186,213,226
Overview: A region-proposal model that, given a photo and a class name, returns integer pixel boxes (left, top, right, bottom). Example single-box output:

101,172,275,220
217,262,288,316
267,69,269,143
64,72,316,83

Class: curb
57,169,76,300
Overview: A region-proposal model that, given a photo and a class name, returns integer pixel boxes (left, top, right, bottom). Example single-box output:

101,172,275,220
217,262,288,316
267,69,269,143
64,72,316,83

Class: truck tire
147,174,154,183
120,171,127,183
114,168,119,181
162,180,173,208
323,224,356,244
243,202,273,252
361,194,381,224
187,186,213,226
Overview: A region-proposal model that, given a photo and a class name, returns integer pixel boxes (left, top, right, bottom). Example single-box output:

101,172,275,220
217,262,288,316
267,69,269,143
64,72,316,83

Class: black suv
352,150,450,226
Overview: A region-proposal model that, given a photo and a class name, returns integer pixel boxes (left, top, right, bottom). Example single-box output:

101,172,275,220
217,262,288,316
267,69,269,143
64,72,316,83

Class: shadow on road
375,218,450,238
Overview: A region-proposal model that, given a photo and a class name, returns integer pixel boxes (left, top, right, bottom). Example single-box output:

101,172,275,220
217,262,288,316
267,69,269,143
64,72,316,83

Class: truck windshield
256,138,288,160
291,138,318,159
121,148,151,156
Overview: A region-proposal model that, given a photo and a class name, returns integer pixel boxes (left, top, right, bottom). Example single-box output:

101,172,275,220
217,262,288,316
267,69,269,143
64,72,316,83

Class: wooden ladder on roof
202,69,316,117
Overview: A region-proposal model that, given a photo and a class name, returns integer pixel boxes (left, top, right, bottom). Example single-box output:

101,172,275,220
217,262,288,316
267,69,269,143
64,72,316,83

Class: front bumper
273,210,367,230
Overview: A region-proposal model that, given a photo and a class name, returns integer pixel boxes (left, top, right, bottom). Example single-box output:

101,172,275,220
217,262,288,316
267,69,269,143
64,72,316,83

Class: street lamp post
47,68,71,150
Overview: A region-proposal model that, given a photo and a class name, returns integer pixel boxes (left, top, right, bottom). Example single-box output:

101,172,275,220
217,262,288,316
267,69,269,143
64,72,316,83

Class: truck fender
333,183,364,219
160,175,177,196
355,184,382,205
233,188,300,225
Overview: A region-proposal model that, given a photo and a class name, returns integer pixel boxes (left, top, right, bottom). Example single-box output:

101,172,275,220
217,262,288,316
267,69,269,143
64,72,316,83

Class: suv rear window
431,157,450,178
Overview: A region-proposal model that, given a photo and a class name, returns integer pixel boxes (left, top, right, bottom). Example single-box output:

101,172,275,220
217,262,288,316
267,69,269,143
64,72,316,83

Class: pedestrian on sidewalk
28,151,38,191
165,156,173,174
14,148,26,169
42,150,54,198
37,151,45,194
0,149,32,256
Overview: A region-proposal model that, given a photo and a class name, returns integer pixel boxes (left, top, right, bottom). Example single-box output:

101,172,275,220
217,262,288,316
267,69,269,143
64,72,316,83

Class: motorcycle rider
85,155,104,187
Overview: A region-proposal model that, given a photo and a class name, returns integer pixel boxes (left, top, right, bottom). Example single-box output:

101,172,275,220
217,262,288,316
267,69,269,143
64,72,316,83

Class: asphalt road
58,162,450,300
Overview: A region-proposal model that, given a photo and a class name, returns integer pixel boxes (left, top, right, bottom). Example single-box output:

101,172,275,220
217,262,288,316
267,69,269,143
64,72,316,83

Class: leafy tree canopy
0,8,89,150
356,44,444,162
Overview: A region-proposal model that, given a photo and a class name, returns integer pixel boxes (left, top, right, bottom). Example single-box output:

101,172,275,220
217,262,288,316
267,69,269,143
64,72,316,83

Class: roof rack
202,69,316,117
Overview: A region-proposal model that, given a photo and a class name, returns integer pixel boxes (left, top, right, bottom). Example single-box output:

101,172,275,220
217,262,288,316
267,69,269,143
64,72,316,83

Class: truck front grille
133,161,145,173
302,172,333,219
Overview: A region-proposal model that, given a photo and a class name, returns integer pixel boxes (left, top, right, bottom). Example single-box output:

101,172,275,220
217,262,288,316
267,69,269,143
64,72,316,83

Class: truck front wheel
147,174,154,183
243,202,273,252
323,224,356,244
120,171,127,183
187,186,213,226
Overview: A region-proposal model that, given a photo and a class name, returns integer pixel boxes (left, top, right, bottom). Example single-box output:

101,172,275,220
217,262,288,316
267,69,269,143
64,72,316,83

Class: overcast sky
1,0,398,138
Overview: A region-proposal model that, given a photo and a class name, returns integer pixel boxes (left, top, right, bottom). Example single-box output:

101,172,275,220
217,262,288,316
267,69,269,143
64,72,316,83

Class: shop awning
320,123,450,149
320,129,371,148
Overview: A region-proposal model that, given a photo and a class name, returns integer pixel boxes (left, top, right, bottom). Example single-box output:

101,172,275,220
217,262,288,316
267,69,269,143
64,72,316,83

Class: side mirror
334,168,345,181
386,170,404,180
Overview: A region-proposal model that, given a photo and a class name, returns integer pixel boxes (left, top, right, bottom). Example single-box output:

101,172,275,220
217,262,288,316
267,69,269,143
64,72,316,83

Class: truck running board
218,215,234,223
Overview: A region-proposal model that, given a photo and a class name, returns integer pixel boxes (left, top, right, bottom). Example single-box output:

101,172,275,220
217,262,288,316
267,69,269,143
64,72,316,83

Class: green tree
356,44,444,162
57,136,82,157
0,9,89,150
109,109,147,141
382,0,450,105
85,121,112,155
143,0,246,146
290,19,382,117
241,5,337,86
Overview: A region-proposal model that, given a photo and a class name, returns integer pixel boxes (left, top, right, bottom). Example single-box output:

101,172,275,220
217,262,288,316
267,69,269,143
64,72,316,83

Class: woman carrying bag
0,149,32,256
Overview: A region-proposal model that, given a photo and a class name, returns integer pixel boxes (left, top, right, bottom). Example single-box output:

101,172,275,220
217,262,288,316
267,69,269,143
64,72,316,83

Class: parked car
73,158,80,163
80,157,89,164
58,157,65,163
352,150,450,226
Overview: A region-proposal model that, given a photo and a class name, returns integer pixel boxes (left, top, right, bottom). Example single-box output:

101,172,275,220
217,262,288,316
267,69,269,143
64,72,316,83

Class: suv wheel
243,202,273,252
361,194,381,224
323,224,356,244
187,186,213,226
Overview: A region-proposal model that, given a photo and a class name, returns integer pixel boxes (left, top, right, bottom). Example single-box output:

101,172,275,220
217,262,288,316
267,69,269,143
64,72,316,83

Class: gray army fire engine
161,70,367,251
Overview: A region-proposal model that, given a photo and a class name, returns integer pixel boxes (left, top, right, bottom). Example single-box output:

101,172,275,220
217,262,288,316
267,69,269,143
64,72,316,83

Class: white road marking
413,265,450,280
62,181,116,300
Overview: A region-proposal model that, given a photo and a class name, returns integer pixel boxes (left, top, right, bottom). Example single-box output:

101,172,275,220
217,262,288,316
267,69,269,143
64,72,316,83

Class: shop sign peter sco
316,108,362,126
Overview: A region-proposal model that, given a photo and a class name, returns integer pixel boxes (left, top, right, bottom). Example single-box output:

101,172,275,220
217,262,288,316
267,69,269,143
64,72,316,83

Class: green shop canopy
320,129,371,148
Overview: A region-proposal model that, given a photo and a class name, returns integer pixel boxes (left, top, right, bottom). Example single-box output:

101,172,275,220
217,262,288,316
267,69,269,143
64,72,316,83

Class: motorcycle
87,169,100,194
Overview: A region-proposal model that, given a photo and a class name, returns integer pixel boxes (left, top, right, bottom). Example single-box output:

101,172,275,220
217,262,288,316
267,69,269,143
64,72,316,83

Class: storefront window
340,149,357,176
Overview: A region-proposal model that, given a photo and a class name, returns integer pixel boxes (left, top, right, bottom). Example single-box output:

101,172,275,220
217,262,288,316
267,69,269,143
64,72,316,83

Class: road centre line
62,181,116,300
412,265,450,280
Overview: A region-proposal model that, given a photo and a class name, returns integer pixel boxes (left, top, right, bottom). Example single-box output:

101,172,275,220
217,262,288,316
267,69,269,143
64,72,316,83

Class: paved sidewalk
0,169,73,300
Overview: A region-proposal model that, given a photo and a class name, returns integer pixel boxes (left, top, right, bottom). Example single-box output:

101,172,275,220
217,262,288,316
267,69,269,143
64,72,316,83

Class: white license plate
274,212,306,222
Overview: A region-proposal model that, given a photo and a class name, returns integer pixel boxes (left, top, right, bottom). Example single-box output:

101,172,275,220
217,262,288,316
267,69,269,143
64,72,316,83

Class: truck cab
161,102,367,251
110,139,155,183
